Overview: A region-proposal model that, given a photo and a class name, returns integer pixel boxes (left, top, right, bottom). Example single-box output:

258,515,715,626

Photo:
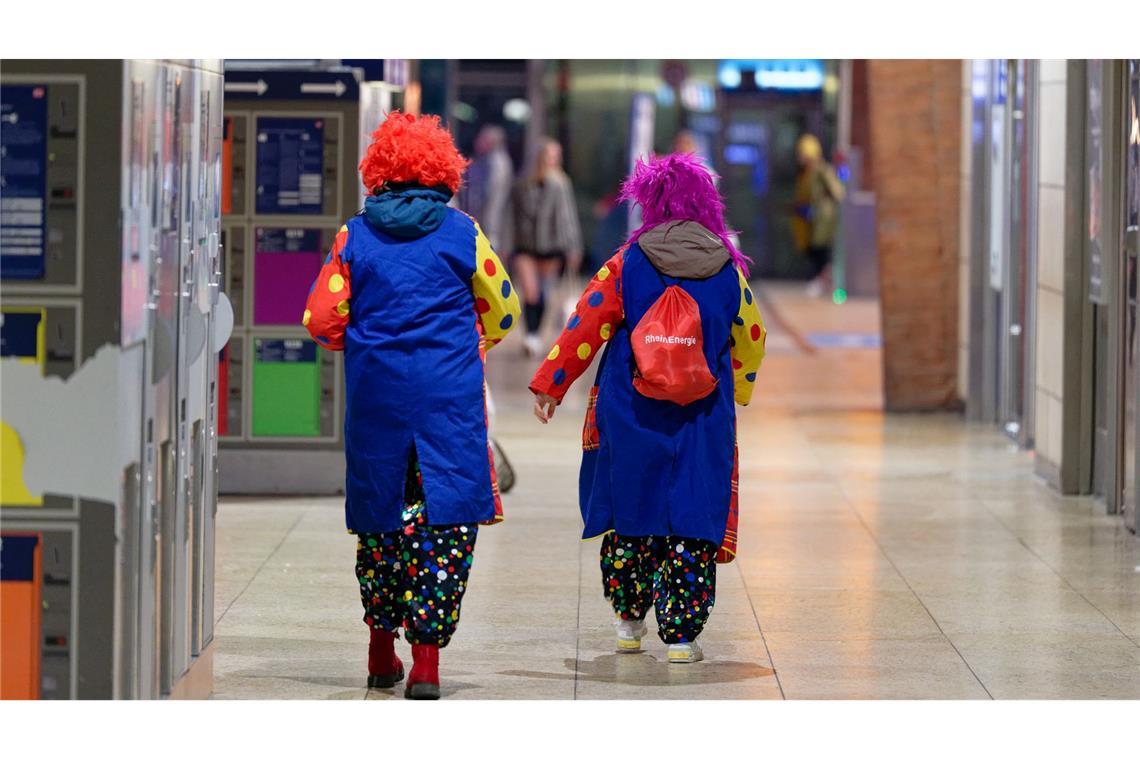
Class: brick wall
867,60,962,411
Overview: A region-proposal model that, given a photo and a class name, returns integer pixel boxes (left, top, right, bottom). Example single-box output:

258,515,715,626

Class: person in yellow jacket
790,134,845,297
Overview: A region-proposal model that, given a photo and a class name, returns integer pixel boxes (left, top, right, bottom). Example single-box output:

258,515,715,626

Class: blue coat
530,220,765,550
581,243,741,546
305,189,520,533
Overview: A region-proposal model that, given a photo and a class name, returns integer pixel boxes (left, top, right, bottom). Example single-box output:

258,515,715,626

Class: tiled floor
212,284,1140,699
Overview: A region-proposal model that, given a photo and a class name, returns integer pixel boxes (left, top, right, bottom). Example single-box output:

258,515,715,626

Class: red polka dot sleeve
303,224,351,351
529,249,626,403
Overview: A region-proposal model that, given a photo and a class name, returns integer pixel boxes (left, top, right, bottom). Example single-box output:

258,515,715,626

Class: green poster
251,338,321,437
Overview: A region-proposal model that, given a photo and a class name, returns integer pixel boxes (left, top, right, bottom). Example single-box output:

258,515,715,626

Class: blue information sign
1,84,48,280
0,310,43,359
254,227,323,254
255,338,317,364
0,535,40,582
255,117,324,215
224,70,359,102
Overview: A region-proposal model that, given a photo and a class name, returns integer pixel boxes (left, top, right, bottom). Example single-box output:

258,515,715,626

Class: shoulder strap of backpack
651,263,676,289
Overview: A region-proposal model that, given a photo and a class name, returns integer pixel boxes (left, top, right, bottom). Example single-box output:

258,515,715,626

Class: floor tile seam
215,511,308,628
975,496,1140,649
574,539,583,700
828,465,995,699
755,287,817,356
734,560,786,699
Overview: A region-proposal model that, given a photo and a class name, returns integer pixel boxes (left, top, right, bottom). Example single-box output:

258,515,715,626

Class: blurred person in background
673,129,715,176
674,129,740,252
508,137,584,357
589,184,627,274
459,124,514,251
791,133,845,297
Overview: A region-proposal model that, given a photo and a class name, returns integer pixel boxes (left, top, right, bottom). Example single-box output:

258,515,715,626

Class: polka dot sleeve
470,223,521,348
730,267,766,406
529,249,625,403
303,224,351,351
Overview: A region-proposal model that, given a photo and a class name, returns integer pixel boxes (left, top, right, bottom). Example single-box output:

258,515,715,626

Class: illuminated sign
717,60,825,91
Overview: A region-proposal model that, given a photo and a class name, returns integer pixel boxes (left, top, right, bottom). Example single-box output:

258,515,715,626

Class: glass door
1090,59,1137,518
1000,60,1038,444
1087,60,1111,501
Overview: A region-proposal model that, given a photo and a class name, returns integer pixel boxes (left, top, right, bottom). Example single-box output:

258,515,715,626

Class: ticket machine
1,59,226,698
218,63,405,494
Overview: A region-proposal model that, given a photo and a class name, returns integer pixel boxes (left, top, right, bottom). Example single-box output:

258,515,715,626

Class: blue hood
363,186,452,239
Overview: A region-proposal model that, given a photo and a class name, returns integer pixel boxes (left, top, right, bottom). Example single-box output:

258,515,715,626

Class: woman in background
459,124,514,252
509,137,584,357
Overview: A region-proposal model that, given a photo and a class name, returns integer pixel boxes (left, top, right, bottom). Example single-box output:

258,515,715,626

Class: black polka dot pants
600,533,717,645
355,514,477,647
353,450,478,648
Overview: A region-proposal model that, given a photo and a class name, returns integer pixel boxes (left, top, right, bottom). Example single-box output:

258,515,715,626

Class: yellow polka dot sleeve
730,268,766,406
303,224,352,351
470,223,521,348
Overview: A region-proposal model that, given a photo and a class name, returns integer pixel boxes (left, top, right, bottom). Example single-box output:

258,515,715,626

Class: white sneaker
523,334,544,358
667,641,704,663
615,618,648,652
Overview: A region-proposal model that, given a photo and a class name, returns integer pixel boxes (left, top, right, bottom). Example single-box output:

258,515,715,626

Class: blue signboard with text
255,338,317,364
223,70,360,102
255,117,324,216
0,310,44,360
1,84,48,279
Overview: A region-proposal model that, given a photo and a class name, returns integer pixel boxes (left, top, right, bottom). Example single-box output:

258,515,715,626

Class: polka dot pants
354,451,478,648
600,533,717,645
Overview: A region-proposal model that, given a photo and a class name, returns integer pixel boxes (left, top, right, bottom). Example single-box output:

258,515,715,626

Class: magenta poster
253,227,325,325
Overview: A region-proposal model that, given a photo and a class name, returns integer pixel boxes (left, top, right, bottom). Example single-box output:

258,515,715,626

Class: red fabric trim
716,441,740,564
582,385,600,451
477,320,504,525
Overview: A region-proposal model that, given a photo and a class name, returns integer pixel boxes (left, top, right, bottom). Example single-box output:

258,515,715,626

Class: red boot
367,629,404,689
405,643,441,700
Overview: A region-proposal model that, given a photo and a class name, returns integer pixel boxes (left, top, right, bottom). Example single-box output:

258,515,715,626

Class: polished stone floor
212,284,1140,699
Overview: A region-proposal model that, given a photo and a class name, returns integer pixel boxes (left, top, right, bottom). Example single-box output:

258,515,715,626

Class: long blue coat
529,220,766,549
305,189,520,533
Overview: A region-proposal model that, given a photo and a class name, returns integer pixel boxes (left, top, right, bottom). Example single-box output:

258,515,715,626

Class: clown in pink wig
529,152,767,663
621,152,751,275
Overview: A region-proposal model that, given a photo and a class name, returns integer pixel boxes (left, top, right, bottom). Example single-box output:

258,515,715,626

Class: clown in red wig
529,152,766,663
358,111,469,194
304,111,520,699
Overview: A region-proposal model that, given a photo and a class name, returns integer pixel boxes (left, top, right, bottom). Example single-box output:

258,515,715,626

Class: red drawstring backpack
630,271,720,406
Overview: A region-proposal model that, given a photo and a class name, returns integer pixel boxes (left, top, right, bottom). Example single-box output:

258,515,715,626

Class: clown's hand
533,392,557,424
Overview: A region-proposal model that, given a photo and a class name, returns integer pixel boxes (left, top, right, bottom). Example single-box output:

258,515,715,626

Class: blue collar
363,186,452,239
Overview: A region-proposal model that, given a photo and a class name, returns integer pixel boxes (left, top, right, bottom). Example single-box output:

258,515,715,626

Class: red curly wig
358,111,469,194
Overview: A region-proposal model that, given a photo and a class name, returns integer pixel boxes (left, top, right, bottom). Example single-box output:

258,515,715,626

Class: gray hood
637,221,730,280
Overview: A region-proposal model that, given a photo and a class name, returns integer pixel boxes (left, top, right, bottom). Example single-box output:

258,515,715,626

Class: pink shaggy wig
620,152,750,273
